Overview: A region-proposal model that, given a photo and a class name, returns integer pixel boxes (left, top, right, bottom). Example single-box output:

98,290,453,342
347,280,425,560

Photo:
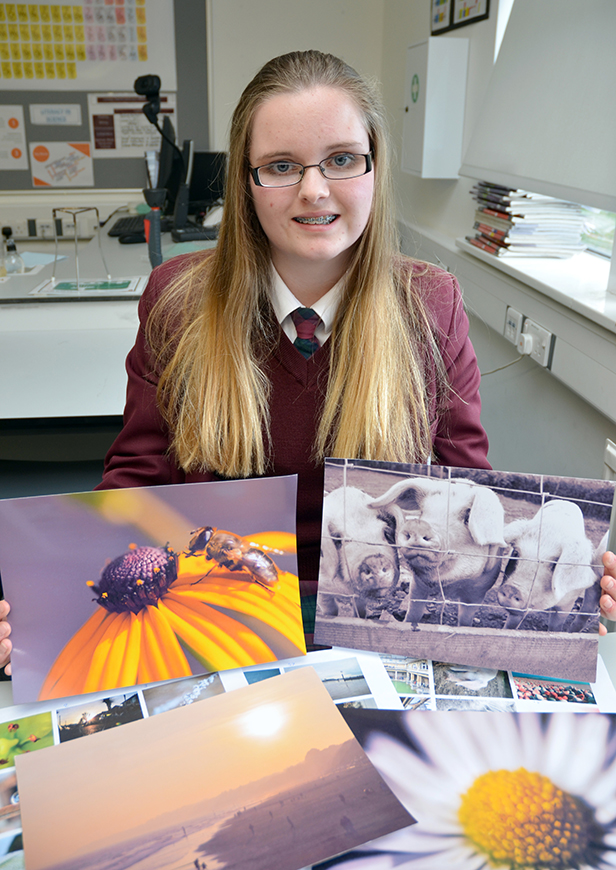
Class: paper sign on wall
29,104,82,125
87,91,176,158
0,105,28,169
29,140,94,186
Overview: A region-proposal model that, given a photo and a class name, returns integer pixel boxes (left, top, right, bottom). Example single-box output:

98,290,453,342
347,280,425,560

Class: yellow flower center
458,768,598,868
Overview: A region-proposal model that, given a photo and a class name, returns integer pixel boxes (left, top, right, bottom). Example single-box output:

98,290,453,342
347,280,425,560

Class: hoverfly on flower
39,525,304,701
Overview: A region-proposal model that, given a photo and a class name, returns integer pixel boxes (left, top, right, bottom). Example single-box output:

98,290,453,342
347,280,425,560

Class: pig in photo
368,476,507,626
318,486,399,618
315,460,614,682
497,499,608,631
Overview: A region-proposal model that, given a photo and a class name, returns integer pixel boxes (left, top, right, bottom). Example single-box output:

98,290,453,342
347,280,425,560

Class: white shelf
455,238,616,336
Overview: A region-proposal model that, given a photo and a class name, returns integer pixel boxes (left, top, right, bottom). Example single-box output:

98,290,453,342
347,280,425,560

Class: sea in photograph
46,816,230,870
44,763,401,870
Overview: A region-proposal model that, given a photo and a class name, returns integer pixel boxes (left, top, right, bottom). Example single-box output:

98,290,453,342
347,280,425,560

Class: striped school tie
291,307,321,358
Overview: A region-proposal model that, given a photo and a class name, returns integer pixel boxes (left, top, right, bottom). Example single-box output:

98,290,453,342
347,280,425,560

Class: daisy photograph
0,477,305,704
314,459,613,682
316,707,616,870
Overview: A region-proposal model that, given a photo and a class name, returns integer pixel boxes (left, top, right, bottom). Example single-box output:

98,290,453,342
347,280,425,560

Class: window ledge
455,237,616,335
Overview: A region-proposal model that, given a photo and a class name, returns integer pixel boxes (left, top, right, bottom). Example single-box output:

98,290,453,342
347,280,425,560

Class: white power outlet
504,306,524,345
36,219,55,239
11,219,28,239
61,217,77,237
521,318,555,368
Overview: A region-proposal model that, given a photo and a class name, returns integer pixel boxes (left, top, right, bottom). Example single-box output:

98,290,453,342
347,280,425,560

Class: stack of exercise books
466,181,587,258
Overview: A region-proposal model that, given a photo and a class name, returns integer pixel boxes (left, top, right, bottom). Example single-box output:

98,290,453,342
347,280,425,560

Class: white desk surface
0,233,214,420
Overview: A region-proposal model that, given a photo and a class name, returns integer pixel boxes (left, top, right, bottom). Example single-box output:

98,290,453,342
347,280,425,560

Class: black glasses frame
250,152,373,188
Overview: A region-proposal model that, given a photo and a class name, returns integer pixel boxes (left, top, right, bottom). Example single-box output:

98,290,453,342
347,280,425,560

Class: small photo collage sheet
1,646,616,865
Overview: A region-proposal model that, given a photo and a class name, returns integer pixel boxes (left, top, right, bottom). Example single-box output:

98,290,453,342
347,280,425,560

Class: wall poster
88,90,176,157
28,139,94,185
0,103,28,168
0,0,176,91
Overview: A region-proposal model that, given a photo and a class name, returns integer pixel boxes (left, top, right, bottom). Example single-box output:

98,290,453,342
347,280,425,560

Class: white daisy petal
331,710,616,870
586,771,616,815
438,844,489,869
325,856,396,870
594,794,616,824
392,853,480,870
389,832,465,852
545,714,608,793
364,733,457,816
515,708,547,770
474,708,527,770
600,830,616,848
401,712,492,789
396,854,488,870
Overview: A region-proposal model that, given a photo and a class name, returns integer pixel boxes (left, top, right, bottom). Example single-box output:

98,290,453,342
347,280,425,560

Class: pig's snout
356,554,397,592
497,583,527,610
399,520,442,565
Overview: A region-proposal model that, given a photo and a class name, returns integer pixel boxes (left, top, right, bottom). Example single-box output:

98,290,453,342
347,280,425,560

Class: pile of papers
466,181,587,258
0,464,615,870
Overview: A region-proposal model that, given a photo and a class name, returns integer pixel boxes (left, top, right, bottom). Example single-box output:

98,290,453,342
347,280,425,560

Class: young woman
97,50,491,626
0,50,493,668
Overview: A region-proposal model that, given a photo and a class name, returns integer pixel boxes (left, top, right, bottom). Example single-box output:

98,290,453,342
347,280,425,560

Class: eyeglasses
250,152,373,188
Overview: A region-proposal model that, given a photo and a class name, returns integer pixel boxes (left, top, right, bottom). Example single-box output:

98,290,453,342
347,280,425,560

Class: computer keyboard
171,223,220,242
107,215,146,237
108,214,177,237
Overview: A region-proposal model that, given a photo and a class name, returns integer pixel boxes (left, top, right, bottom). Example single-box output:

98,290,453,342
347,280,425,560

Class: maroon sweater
98,254,490,590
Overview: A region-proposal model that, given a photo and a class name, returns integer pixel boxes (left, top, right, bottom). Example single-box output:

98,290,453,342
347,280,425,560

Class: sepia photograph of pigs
314,459,614,683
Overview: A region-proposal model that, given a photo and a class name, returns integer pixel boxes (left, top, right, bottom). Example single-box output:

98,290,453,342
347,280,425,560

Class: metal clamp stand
142,188,166,269
51,206,111,291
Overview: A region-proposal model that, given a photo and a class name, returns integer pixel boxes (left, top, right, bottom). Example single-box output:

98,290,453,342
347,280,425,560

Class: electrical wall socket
522,318,555,368
504,306,524,345
10,219,28,239
61,217,77,237
35,219,55,239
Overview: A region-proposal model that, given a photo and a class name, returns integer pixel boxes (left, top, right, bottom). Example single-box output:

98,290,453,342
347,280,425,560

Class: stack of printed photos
0,459,615,869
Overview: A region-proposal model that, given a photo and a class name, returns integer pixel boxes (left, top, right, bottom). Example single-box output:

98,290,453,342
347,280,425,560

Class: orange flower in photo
39,529,305,701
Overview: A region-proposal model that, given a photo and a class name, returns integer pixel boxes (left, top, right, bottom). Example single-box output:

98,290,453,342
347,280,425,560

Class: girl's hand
599,551,616,636
0,600,12,675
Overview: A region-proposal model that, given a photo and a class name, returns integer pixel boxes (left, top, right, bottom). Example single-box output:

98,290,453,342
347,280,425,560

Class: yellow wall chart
0,1,176,90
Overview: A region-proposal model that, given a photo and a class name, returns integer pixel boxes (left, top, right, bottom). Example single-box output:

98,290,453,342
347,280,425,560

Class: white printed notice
0,105,28,169
30,103,83,126
29,141,94,186
87,92,176,158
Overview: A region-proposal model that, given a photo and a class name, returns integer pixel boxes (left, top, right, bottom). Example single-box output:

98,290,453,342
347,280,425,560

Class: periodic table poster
0,0,176,90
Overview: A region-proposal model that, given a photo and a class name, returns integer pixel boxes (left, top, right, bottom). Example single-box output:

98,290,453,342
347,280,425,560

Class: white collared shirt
270,267,344,346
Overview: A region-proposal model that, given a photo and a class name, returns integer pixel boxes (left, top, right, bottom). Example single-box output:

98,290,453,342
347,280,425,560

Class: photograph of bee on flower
0,476,305,704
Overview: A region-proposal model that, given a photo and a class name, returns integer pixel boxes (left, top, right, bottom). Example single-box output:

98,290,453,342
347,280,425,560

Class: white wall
206,0,384,150
379,0,616,480
468,312,616,479
379,0,499,241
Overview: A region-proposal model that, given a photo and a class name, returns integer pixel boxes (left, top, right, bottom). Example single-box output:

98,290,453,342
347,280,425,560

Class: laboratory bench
0,230,214,497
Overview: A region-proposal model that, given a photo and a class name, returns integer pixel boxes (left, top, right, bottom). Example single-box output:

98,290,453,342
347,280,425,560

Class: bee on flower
39,528,304,701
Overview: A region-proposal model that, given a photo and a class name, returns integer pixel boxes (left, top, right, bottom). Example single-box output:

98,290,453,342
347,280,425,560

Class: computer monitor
188,151,226,214
149,122,225,231
156,115,184,217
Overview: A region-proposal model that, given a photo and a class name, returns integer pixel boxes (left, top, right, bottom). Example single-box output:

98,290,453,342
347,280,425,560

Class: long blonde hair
149,50,447,478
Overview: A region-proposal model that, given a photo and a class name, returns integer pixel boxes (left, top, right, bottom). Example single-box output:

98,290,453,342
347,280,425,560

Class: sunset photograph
17,667,414,870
